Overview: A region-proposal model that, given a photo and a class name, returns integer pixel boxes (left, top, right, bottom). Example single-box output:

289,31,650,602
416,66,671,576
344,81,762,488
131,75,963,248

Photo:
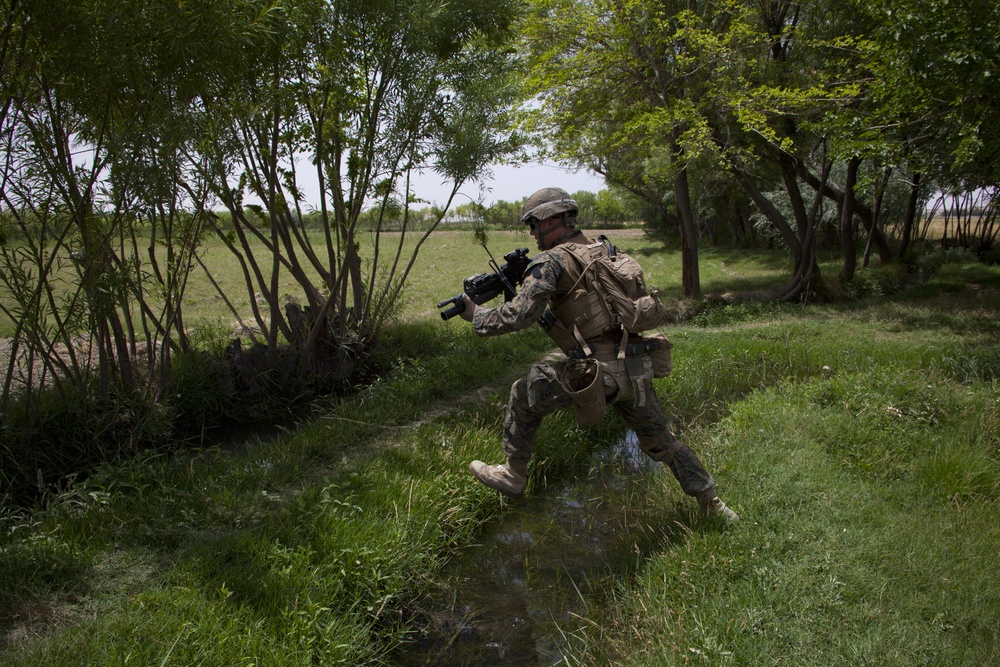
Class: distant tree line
424,188,646,228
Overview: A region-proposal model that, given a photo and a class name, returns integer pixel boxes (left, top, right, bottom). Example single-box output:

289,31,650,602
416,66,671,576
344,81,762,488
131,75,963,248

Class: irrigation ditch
391,432,683,666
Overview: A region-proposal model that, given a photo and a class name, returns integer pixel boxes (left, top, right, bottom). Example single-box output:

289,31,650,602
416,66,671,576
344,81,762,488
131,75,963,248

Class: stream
392,431,674,666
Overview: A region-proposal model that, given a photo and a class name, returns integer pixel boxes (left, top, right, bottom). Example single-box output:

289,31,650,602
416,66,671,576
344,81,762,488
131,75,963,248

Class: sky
241,156,607,211
402,161,607,208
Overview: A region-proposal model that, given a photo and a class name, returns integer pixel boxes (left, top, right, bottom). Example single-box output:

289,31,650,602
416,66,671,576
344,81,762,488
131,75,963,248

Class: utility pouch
555,289,612,341
602,358,635,402
559,358,606,426
626,291,666,333
645,331,673,378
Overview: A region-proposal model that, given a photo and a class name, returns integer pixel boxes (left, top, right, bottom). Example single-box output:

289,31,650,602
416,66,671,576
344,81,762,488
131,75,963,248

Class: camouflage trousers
502,358,715,499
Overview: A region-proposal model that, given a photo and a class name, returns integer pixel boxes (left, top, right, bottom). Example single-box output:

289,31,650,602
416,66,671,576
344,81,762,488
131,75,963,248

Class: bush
0,382,173,505
842,262,911,299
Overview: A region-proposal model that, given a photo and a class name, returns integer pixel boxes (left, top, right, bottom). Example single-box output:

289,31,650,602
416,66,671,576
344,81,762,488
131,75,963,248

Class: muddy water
393,432,672,666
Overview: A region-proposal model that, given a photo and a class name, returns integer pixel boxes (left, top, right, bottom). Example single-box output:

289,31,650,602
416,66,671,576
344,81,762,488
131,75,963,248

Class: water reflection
393,431,667,666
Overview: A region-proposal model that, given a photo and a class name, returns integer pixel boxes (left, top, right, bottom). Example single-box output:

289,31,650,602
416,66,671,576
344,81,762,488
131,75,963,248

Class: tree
524,0,853,299
718,3,817,296
594,189,626,224
0,0,524,493
483,199,523,227
523,0,743,298
525,0,1000,299
571,190,597,226
194,0,523,382
0,0,261,492
0,0,235,406
858,0,1000,256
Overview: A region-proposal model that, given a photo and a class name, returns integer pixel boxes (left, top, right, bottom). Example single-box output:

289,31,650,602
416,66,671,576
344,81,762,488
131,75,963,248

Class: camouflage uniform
472,230,717,500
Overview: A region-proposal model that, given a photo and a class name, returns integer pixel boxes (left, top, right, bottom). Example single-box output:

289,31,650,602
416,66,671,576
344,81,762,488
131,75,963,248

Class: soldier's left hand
459,293,477,322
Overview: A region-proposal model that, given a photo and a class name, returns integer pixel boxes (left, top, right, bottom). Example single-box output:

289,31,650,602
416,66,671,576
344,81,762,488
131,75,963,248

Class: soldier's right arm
471,254,561,336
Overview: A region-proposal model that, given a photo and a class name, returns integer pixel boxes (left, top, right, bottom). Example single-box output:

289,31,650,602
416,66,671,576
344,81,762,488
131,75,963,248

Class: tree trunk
674,168,702,298
730,160,829,303
795,159,893,263
671,135,701,299
840,156,861,282
779,152,827,301
898,172,922,261
732,168,801,259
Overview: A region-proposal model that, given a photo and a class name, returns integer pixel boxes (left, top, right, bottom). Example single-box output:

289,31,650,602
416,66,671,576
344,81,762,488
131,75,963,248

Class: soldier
458,186,738,521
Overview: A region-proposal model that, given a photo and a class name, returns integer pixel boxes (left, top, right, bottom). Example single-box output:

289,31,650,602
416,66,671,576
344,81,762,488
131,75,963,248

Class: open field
0,226,795,340
0,235,998,665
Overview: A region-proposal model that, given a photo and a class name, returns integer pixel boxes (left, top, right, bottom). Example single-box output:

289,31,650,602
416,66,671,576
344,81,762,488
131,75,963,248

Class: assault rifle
437,246,533,320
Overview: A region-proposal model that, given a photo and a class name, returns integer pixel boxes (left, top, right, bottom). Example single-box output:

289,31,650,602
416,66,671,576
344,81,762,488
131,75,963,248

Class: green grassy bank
574,263,1000,666
1,242,998,665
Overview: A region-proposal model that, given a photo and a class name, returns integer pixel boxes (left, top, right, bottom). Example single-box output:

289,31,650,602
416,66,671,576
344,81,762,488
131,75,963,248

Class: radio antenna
482,242,517,296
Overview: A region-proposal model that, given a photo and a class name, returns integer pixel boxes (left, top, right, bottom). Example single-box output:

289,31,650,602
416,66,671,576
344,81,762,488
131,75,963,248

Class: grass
0,227,531,337
568,262,1000,666
579,367,999,666
0,234,998,665
0,226,789,335
0,322,560,664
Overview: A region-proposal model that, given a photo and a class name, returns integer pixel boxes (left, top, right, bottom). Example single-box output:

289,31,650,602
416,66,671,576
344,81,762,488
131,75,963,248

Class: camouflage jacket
472,232,592,337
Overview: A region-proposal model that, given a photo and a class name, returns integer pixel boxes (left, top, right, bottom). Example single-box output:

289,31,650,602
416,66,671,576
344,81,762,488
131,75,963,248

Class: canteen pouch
645,331,673,378
559,358,606,426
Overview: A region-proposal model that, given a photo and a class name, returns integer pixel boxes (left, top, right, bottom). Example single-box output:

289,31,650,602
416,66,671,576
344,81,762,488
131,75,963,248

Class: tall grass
575,369,999,666
0,322,565,664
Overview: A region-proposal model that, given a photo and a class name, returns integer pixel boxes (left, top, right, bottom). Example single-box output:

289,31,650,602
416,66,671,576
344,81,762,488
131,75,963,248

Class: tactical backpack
577,235,663,334
541,235,668,363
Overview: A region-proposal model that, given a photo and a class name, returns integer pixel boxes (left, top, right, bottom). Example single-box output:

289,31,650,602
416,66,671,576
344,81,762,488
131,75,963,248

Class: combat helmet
520,187,578,225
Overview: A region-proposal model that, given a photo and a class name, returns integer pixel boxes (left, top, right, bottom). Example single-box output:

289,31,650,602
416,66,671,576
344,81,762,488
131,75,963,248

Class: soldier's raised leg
469,362,573,498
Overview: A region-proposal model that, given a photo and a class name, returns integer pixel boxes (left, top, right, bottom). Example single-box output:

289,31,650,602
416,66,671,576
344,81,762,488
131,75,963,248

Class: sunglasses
528,215,559,231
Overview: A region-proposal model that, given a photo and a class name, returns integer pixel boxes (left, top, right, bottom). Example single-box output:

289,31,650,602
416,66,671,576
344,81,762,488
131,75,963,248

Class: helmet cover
521,187,578,224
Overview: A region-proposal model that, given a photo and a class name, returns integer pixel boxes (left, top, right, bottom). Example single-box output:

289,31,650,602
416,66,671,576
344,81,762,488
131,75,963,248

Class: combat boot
698,491,740,523
468,459,528,499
